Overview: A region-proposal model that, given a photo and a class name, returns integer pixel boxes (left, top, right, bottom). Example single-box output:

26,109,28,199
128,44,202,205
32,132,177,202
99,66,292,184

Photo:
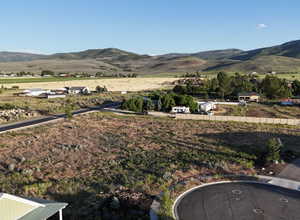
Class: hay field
5,77,178,91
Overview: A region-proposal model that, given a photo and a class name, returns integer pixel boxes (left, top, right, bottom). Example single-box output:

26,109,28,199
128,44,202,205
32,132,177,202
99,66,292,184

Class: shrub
159,188,174,220
266,138,282,163
95,86,108,93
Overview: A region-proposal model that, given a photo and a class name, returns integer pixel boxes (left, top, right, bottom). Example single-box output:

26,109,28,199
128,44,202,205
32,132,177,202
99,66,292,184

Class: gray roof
238,92,259,96
19,197,67,220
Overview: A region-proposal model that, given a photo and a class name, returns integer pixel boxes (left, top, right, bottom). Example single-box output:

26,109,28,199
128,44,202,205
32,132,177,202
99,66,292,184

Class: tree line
174,72,300,99
121,92,198,113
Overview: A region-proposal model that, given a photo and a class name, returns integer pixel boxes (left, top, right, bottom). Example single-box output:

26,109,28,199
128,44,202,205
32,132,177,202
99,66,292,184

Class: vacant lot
216,103,300,119
1,77,177,91
0,113,299,219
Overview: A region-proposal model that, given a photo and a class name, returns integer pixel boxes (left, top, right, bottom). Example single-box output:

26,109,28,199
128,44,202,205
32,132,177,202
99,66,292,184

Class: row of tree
174,72,300,99
95,72,138,78
121,93,198,113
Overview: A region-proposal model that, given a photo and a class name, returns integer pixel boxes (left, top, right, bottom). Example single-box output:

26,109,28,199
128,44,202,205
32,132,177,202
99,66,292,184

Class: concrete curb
149,174,300,220
258,175,300,191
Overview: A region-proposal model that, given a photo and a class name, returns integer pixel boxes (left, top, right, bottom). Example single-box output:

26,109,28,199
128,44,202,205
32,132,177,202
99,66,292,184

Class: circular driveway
174,182,300,220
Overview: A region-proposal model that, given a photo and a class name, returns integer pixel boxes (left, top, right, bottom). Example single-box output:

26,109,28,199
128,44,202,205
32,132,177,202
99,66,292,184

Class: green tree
121,97,144,112
144,99,154,111
292,80,300,96
161,94,175,112
266,138,282,163
261,76,292,99
95,85,108,93
217,72,232,99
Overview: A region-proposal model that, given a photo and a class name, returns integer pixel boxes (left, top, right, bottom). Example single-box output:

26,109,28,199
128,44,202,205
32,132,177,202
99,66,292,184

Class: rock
110,197,120,209
20,156,26,163
8,163,15,172
22,168,33,176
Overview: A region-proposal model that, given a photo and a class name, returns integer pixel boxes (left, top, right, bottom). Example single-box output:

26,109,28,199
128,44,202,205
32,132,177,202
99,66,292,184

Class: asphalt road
0,102,120,133
175,182,300,220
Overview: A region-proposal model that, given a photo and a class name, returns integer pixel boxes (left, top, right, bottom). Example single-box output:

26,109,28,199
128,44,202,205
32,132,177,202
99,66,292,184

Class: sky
0,0,299,55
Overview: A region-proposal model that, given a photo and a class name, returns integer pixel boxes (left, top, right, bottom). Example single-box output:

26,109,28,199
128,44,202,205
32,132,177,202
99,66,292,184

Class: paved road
174,182,300,220
0,102,120,133
278,159,300,182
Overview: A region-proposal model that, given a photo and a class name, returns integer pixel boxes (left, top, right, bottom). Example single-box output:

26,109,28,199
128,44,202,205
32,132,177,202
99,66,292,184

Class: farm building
65,86,90,94
171,106,190,114
22,88,50,97
238,92,260,102
0,193,67,220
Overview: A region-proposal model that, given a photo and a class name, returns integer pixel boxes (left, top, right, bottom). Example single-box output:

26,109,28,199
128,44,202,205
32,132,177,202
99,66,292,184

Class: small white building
23,88,50,97
45,94,66,99
66,87,90,94
198,102,216,112
171,106,190,114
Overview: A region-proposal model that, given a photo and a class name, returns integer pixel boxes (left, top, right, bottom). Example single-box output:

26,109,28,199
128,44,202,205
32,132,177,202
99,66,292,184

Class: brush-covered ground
0,113,299,219
216,103,300,119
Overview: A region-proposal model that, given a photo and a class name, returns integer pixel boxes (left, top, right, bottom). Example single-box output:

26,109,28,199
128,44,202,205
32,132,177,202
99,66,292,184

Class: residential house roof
238,92,260,97
0,193,67,220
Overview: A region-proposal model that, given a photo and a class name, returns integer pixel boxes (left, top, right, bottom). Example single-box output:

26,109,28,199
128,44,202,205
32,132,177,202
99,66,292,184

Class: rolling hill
1,40,300,75
204,55,300,73
0,52,45,62
231,40,300,61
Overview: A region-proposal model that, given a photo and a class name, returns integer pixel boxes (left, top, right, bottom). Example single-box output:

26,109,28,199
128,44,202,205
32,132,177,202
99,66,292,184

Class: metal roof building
0,193,68,220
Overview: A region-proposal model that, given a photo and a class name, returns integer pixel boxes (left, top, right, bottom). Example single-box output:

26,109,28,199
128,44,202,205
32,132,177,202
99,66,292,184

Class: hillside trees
292,80,300,96
217,72,233,99
261,76,291,99
174,72,296,100
122,93,198,113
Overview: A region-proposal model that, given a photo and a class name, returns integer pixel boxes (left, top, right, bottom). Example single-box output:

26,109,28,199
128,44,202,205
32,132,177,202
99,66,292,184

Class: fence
148,112,300,126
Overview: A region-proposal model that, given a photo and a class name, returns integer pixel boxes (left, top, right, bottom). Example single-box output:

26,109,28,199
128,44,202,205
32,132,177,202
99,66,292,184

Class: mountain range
1,40,300,75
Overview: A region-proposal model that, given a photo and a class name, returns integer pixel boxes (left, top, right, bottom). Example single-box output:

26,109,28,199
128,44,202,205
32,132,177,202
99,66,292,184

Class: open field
0,77,178,91
0,113,299,219
0,76,109,84
216,103,300,119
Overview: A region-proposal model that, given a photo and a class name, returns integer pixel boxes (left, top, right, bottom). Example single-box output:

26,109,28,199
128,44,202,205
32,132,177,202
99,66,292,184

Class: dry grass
216,103,300,119
5,77,177,91
0,113,299,219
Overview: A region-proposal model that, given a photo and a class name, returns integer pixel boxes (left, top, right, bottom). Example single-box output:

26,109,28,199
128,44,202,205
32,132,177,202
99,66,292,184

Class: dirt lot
216,103,300,119
4,77,177,91
0,113,299,219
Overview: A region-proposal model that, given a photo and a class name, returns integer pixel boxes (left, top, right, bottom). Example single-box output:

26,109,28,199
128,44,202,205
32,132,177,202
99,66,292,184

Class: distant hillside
0,52,45,62
231,40,300,61
1,39,300,75
204,55,300,73
139,56,208,73
47,48,150,61
158,49,243,60
192,49,243,60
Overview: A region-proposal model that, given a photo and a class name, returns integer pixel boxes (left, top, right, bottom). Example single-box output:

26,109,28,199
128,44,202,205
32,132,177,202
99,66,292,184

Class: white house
171,106,190,114
23,88,50,97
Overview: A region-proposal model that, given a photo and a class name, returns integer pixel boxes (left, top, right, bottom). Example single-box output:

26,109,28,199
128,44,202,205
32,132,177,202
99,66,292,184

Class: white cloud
256,23,268,29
